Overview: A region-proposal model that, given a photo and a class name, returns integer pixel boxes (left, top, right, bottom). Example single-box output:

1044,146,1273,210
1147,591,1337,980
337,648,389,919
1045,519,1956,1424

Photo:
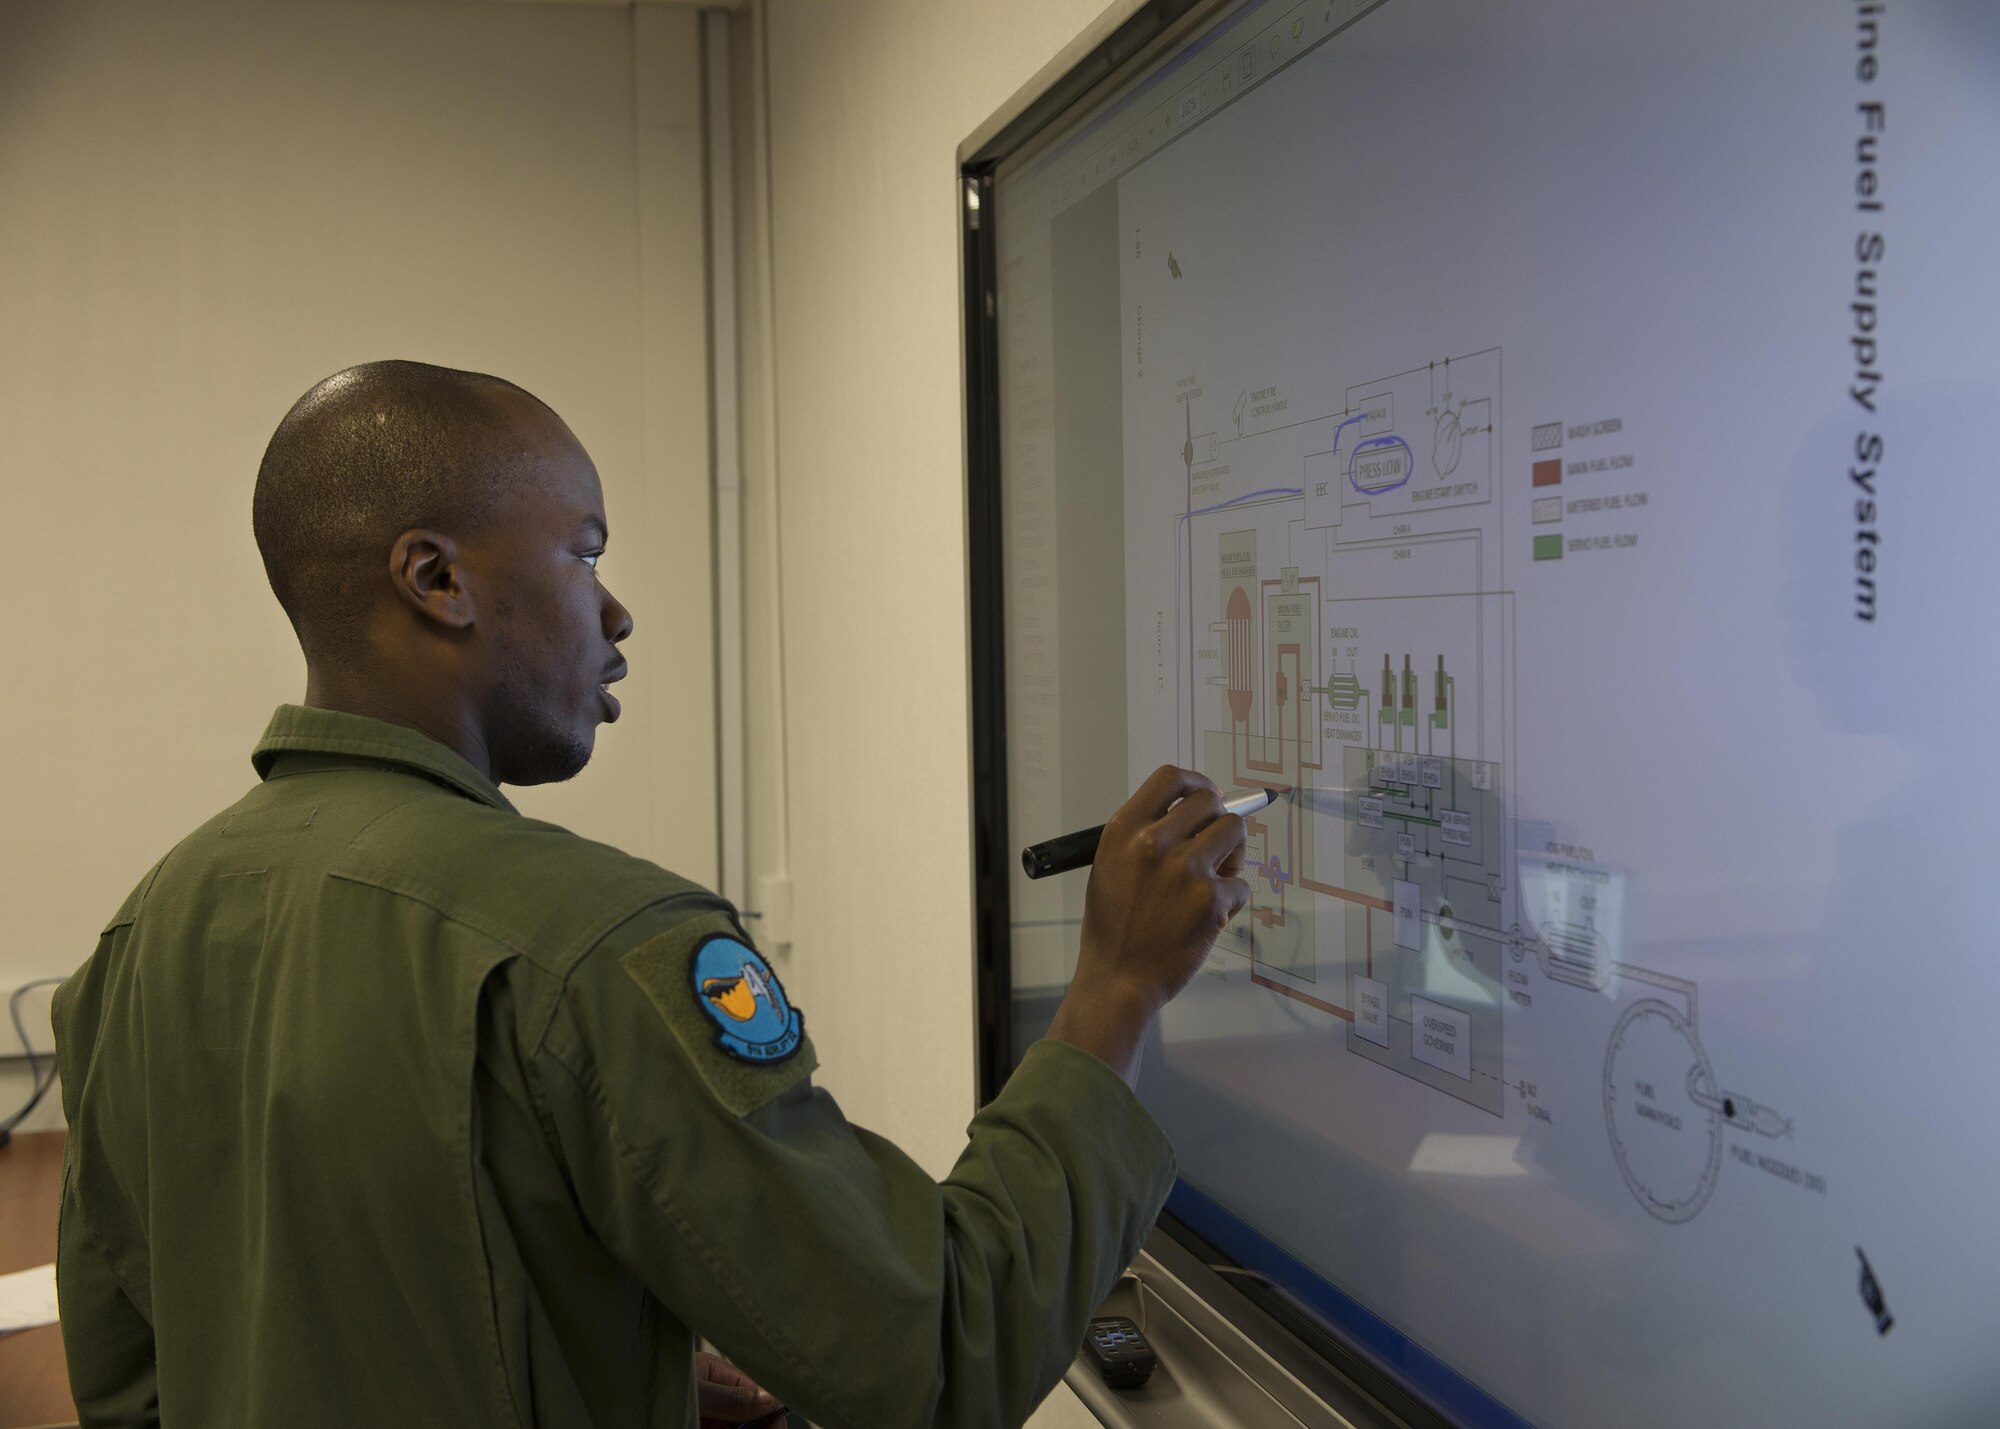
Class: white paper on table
0,1262,59,1333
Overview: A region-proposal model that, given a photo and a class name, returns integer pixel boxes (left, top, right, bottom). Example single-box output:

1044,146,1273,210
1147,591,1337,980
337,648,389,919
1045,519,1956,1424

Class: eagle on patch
689,935,804,1063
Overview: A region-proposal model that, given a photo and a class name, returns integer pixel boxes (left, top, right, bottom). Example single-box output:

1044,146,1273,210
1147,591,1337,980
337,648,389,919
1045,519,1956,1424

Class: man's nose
602,586,634,643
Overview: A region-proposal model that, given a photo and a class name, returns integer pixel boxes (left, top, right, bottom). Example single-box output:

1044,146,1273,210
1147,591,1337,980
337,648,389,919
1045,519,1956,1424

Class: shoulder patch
621,913,816,1117
689,935,805,1063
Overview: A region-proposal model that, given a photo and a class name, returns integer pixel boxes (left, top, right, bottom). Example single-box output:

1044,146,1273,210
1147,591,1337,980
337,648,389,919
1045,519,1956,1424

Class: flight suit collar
251,704,518,813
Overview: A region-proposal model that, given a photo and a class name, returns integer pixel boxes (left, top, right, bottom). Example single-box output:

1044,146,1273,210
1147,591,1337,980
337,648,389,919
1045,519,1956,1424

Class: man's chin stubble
493,722,594,786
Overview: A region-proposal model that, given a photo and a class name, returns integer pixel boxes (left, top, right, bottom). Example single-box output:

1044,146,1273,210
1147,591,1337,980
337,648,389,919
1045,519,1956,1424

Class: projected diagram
1173,350,1513,1116
1601,976,1794,1223
1159,350,1791,1220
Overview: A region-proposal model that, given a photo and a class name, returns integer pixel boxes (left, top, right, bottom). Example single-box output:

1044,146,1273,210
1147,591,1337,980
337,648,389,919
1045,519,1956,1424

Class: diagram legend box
1532,458,1562,487
1534,534,1563,561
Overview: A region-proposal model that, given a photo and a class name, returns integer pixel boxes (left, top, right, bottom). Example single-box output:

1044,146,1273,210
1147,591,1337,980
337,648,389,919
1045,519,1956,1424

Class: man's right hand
1047,765,1252,1086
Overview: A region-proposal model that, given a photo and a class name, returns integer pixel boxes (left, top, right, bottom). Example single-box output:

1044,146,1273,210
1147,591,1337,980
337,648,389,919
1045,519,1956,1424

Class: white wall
5,4,1151,1413
752,0,1113,1179
747,3,1126,1424
0,0,713,1130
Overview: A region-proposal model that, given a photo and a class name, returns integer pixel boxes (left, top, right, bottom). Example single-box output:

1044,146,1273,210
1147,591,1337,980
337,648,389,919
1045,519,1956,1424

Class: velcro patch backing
622,912,817,1118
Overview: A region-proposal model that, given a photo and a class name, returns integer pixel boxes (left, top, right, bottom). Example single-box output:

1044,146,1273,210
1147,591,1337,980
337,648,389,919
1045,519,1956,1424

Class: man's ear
389,529,476,632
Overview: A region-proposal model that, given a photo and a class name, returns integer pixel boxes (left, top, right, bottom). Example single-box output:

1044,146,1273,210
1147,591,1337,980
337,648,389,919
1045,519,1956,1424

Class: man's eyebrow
579,516,608,543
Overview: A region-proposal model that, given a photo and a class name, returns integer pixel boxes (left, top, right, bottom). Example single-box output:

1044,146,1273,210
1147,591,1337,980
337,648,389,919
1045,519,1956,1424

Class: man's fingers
1154,785,1228,844
697,1381,781,1423
694,1354,780,1423
1187,802,1249,872
1121,764,1217,826
696,1353,756,1388
1219,875,1252,920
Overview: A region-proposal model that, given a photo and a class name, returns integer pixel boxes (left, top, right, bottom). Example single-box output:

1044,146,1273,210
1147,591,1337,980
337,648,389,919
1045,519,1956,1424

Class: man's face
472,406,632,785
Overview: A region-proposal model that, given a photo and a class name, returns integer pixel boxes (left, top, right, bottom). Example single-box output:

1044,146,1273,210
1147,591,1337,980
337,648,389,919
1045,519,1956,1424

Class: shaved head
252,359,634,786
252,359,546,655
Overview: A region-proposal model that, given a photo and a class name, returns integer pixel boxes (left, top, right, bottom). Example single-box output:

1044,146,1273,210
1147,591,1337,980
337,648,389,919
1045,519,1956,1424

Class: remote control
1083,1315,1157,1390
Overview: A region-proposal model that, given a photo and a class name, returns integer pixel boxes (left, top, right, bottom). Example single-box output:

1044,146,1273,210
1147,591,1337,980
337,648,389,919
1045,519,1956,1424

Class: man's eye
582,552,602,571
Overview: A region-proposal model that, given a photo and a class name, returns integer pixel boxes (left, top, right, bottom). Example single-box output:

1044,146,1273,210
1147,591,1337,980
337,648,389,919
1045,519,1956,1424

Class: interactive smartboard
966,1,2000,1424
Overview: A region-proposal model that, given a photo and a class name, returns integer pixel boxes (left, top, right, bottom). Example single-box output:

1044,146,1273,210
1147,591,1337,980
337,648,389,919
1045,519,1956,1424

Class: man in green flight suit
53,361,1252,1429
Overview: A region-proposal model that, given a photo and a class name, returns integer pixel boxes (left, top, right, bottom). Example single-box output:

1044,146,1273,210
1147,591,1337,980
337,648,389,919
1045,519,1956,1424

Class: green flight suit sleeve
54,954,161,1429
537,909,1175,1429
57,1146,160,1428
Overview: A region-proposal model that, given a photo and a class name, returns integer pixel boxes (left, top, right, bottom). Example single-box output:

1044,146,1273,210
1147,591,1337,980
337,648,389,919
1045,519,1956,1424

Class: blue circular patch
689,935,804,1063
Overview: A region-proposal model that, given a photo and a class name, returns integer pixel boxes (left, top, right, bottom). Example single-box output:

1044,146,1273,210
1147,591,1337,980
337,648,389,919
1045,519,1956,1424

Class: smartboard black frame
960,0,1215,1118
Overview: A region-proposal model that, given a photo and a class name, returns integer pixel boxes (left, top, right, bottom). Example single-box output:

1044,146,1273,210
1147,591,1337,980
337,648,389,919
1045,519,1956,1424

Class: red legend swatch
1532,459,1562,487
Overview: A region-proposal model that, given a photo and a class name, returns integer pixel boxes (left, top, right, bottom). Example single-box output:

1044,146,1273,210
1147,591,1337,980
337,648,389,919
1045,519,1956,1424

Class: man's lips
599,661,628,722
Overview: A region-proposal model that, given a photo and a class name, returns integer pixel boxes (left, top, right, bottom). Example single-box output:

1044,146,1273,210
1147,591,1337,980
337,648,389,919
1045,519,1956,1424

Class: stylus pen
1021,786,1280,880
